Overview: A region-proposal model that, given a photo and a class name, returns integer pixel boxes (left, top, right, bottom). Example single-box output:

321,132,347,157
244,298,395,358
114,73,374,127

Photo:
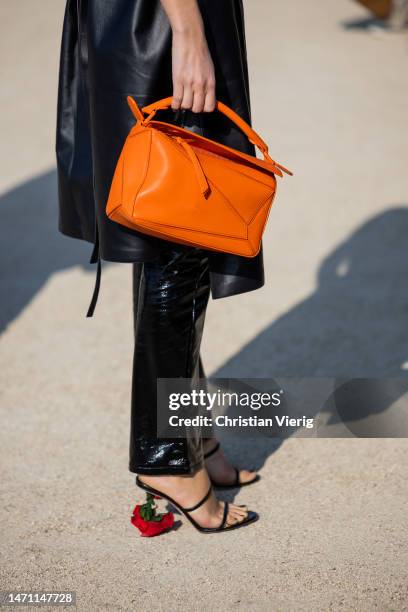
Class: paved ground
1,1,408,610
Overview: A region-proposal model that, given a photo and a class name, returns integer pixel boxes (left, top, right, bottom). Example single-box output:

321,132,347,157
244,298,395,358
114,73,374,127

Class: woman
57,0,261,533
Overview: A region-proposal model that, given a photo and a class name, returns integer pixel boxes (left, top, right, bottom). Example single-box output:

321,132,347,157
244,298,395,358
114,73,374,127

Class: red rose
131,496,174,537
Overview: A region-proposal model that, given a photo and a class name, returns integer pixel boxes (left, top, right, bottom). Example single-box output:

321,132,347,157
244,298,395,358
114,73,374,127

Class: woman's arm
160,0,216,113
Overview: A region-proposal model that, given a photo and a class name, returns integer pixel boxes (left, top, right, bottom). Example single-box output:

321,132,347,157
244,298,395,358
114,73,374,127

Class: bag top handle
127,96,292,176
141,96,268,154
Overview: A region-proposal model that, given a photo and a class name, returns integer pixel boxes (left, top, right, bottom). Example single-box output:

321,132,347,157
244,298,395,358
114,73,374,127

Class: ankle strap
182,485,212,513
203,441,220,460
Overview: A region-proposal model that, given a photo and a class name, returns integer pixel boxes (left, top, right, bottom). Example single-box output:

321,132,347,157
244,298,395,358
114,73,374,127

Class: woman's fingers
203,82,216,112
177,82,215,114
177,84,210,113
191,89,205,113
181,86,194,110
171,82,184,110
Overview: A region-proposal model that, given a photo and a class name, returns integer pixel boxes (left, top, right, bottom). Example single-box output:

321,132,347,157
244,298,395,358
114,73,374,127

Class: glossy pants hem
128,459,203,476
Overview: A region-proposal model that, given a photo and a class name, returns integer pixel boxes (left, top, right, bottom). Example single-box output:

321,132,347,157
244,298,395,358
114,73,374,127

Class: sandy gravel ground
1,1,408,610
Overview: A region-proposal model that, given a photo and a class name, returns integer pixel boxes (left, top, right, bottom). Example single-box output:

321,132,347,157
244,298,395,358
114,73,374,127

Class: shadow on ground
341,16,389,30
0,170,95,332
212,206,408,480
215,207,408,379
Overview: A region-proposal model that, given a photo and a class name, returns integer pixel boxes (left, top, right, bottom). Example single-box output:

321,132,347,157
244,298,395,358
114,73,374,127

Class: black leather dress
56,0,262,473
56,0,264,299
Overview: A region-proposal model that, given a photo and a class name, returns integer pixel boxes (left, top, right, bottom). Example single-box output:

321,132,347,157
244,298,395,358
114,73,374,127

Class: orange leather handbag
106,96,292,258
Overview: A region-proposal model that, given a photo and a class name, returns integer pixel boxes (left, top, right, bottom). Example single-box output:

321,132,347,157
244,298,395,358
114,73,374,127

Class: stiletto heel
136,476,258,534
204,442,260,489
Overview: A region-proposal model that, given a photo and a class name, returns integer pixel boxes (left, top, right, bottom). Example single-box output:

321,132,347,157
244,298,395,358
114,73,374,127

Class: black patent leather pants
129,244,211,475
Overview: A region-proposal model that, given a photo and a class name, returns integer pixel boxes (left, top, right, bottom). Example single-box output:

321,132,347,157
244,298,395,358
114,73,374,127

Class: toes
221,500,252,527
226,510,243,525
230,503,248,513
226,512,246,526
227,505,249,522
216,501,252,528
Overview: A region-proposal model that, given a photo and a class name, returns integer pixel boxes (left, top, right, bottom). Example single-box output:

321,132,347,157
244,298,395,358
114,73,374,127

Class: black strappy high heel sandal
204,442,260,489
136,476,258,534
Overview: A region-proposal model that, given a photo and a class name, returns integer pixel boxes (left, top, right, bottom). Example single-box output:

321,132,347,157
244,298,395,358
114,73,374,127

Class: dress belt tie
86,223,101,318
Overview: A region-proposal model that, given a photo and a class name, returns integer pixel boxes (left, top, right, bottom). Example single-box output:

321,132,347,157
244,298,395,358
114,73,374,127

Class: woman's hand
160,0,216,113
171,29,216,113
